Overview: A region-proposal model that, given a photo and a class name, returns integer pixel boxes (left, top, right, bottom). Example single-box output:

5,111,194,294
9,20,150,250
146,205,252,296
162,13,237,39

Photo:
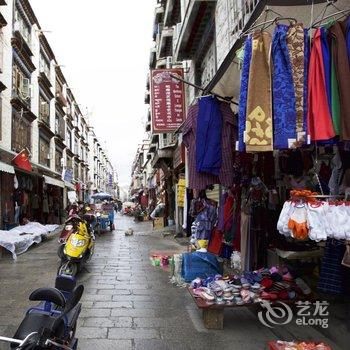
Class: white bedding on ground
0,222,59,259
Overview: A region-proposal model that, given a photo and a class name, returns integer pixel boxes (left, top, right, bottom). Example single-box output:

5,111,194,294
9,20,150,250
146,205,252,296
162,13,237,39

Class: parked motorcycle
0,274,84,350
58,215,95,276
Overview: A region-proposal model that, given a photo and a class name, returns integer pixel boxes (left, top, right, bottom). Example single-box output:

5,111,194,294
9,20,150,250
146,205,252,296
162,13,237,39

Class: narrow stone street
0,215,344,350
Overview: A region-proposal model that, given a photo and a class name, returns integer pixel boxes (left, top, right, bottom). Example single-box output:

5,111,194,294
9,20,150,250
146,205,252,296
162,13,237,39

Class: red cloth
207,228,223,255
307,29,335,141
12,149,32,172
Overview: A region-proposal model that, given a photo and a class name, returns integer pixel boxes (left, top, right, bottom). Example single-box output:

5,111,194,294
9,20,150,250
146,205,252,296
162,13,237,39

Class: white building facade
0,0,116,228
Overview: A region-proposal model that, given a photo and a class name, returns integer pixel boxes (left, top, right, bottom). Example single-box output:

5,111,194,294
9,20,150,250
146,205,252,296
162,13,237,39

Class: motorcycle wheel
57,245,65,259
58,261,78,276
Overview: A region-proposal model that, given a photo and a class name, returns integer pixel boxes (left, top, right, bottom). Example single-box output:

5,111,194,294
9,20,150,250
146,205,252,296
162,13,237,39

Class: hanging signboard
177,178,186,207
173,143,185,170
150,68,185,133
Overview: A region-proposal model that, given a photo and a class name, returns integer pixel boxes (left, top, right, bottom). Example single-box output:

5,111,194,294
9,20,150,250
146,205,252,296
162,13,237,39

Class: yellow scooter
58,215,95,276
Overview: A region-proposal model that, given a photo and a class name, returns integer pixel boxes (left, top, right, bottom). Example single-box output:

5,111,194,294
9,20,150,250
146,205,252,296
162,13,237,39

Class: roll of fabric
272,24,297,149
245,31,273,152
287,24,305,139
329,20,350,140
307,28,335,141
238,35,252,152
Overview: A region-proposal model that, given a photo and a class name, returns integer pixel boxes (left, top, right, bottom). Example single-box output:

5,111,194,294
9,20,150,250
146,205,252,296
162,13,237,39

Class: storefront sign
108,173,113,187
150,68,185,133
173,144,185,170
62,169,73,183
177,178,186,207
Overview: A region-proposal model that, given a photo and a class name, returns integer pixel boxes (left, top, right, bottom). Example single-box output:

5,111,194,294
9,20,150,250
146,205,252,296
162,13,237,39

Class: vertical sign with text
150,68,185,133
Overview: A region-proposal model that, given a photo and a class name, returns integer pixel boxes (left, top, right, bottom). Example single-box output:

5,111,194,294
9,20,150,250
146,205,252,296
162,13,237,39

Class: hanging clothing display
196,96,223,176
189,198,217,242
308,28,335,141
245,31,273,152
277,195,350,241
329,20,350,140
347,16,350,63
331,37,341,136
303,29,310,135
287,23,305,140
238,35,252,152
182,100,236,190
320,27,332,113
272,24,298,149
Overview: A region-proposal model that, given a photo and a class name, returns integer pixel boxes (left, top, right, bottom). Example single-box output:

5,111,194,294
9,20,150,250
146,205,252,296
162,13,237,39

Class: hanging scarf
245,31,273,152
303,29,310,136
331,38,341,136
329,20,350,141
347,16,350,64
238,35,252,152
307,28,335,141
287,23,305,142
320,27,332,113
272,24,297,149
196,96,223,176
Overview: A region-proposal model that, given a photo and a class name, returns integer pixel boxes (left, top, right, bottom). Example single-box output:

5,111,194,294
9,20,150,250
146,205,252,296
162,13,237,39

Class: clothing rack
169,73,238,106
311,8,350,27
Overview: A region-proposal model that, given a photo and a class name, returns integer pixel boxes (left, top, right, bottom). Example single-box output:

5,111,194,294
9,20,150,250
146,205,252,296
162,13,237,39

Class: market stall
168,2,350,336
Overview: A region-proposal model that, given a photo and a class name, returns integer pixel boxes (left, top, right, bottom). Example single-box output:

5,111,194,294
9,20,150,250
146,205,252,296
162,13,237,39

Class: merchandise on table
189,266,309,306
268,340,332,350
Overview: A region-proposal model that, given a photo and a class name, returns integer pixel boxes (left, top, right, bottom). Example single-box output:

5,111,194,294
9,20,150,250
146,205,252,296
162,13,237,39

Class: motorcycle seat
55,274,77,293
29,287,66,308
12,312,65,347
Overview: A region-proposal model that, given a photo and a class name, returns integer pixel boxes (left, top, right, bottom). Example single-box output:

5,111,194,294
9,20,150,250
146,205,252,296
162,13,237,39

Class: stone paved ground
0,214,348,349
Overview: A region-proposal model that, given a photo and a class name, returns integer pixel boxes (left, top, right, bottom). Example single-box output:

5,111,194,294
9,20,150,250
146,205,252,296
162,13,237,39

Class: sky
30,0,155,189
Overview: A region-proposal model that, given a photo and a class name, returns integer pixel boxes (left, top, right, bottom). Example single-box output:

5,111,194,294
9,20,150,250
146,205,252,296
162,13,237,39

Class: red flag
12,149,32,172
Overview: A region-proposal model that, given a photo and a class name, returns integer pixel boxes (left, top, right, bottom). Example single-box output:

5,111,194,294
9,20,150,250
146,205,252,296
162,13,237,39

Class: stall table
188,287,306,330
187,287,260,330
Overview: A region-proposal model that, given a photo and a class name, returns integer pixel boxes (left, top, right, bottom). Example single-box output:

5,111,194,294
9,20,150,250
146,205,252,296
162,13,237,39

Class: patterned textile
191,201,217,240
245,31,273,152
308,28,335,141
196,96,223,176
182,102,236,190
272,24,297,149
303,29,310,134
287,24,305,137
238,36,252,152
317,240,346,295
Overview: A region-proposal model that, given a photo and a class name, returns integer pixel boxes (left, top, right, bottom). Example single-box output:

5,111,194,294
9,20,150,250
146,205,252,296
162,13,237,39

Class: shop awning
0,161,15,174
43,175,64,188
65,181,75,190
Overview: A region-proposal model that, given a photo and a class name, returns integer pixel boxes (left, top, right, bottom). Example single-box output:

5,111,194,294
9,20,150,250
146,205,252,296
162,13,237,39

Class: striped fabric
317,239,347,295
182,102,237,190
